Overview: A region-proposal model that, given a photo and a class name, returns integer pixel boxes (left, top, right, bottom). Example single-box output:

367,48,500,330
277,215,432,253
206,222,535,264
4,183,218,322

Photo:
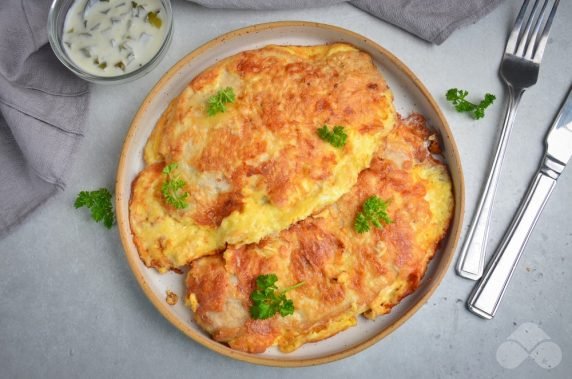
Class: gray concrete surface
1,0,571,377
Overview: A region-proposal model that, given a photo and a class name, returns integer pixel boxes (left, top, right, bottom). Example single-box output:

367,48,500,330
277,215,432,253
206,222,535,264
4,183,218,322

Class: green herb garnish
445,88,496,120
249,274,305,320
317,125,347,148
161,163,188,209
74,188,115,229
146,11,162,28
207,87,235,116
114,61,126,71
354,195,392,234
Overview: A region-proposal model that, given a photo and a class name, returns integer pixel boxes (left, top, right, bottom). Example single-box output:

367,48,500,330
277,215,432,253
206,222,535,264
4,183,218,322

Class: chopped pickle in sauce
62,0,167,77
146,11,162,28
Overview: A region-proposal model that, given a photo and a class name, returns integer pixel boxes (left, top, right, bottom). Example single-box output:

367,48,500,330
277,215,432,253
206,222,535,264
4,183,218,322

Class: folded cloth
0,0,89,239
191,0,504,45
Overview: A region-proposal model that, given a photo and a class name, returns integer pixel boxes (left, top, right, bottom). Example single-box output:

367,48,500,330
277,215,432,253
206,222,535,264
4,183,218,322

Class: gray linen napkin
0,0,89,239
191,0,504,44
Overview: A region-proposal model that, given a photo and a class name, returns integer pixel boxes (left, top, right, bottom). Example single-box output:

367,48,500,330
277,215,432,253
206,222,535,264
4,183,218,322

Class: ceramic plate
116,22,465,367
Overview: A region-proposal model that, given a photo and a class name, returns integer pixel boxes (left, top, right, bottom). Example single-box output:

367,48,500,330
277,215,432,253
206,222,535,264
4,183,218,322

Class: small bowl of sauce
48,0,173,84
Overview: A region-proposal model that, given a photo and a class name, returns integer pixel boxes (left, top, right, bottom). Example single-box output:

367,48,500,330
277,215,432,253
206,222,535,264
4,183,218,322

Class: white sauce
62,0,166,77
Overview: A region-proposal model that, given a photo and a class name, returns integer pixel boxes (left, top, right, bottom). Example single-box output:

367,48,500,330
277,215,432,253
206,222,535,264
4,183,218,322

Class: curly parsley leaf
74,188,115,229
446,88,496,120
317,125,347,148
162,162,176,175
354,212,370,234
353,195,392,234
249,274,304,320
161,163,189,209
207,87,235,116
474,93,496,119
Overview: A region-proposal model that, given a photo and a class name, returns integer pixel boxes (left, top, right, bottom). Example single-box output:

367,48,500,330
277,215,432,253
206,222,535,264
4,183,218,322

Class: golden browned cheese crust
185,115,454,353
130,44,396,272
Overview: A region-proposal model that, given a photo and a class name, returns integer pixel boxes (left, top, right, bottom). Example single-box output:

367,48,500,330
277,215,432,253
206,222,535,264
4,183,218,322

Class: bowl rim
47,0,174,84
115,21,465,367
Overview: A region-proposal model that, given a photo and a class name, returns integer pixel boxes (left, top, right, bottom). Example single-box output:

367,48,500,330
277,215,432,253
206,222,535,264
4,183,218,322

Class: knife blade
467,84,572,319
545,86,572,170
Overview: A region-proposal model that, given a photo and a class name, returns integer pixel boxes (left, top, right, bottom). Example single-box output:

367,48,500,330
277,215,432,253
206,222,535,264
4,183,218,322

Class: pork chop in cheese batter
185,115,454,353
130,44,396,272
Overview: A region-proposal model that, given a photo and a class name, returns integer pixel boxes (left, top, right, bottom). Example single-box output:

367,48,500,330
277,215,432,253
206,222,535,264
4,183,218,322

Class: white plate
116,21,465,367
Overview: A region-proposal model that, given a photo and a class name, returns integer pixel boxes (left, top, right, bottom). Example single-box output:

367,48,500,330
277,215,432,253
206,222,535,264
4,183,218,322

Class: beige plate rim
115,21,465,367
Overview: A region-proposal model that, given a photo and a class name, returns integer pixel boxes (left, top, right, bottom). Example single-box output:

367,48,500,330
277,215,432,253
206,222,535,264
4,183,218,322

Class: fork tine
524,0,553,59
505,0,532,54
533,0,560,63
524,0,550,59
515,0,542,56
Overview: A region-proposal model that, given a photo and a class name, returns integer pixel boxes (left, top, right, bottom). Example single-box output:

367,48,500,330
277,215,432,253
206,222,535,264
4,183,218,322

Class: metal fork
456,0,560,280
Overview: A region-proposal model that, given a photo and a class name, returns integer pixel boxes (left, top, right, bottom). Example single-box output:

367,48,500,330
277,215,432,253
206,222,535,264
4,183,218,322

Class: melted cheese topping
130,44,396,272
186,114,454,353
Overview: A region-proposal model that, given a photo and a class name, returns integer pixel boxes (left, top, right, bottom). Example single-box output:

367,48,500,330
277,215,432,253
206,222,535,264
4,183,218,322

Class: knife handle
467,155,561,319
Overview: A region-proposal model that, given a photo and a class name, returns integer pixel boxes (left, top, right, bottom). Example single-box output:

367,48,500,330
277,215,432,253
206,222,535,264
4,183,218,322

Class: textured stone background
1,0,570,377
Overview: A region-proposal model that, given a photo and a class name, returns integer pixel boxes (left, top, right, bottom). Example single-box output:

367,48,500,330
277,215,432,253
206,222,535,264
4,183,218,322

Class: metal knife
467,85,572,319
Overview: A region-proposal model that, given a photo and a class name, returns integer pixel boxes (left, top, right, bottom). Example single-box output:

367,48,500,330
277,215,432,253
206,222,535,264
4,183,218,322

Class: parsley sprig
354,195,392,233
74,188,115,229
317,125,347,148
161,163,189,209
445,88,496,120
207,87,235,116
250,274,305,320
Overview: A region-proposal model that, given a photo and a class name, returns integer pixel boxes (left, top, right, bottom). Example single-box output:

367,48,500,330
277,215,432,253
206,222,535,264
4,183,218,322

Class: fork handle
456,88,524,280
467,155,560,319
